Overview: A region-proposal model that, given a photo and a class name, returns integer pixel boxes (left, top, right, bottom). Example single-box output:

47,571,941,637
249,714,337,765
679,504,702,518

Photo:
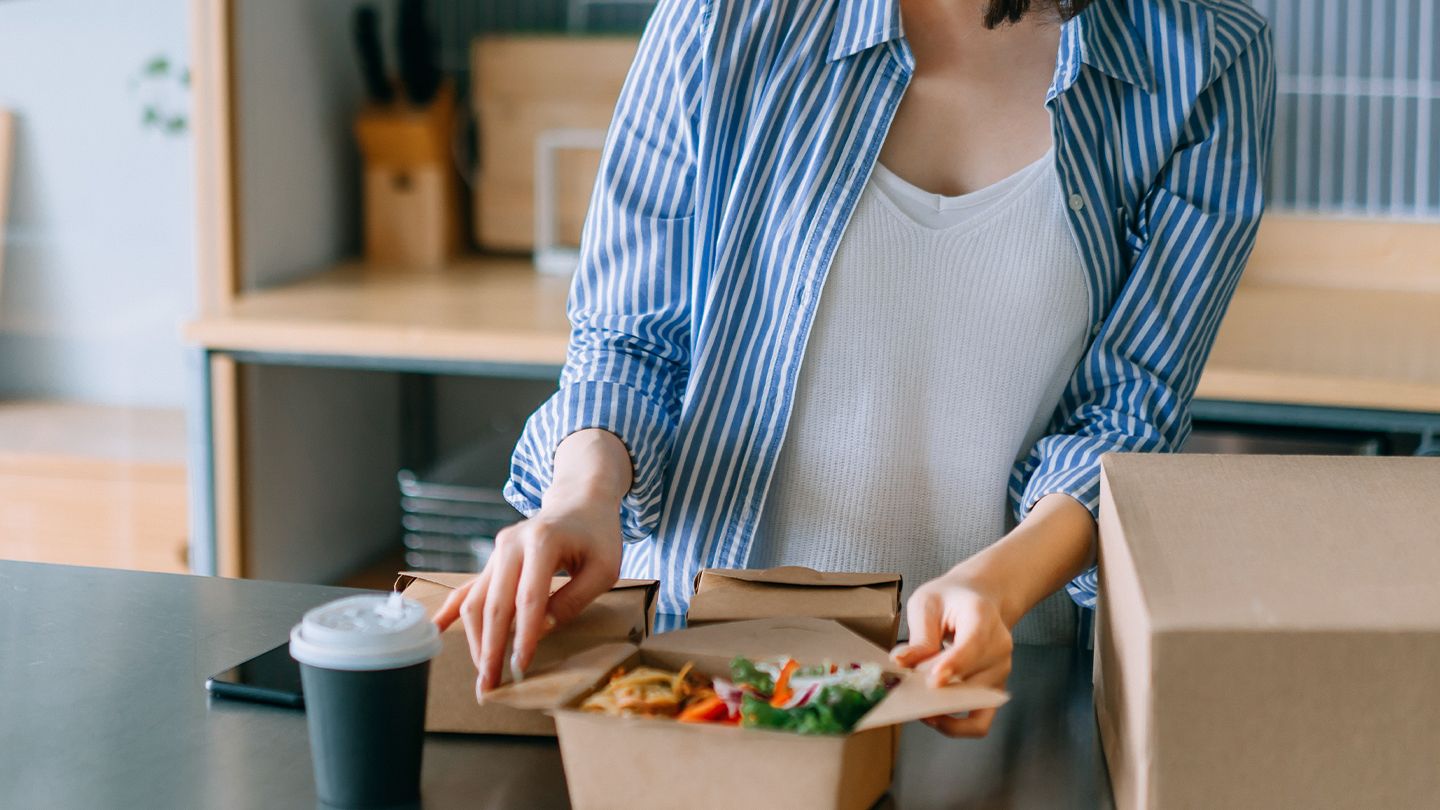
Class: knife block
354,82,459,270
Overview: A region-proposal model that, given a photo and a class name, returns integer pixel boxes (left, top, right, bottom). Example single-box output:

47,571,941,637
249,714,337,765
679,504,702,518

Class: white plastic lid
289,593,442,672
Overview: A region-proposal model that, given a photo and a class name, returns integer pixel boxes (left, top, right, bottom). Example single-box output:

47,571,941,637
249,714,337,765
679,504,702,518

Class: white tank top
752,151,1090,645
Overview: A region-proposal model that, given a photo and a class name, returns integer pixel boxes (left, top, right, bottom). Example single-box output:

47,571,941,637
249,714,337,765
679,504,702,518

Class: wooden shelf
185,256,1440,415
1200,283,1440,413
184,256,573,367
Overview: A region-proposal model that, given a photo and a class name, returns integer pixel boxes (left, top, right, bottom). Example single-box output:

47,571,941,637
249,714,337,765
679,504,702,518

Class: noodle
579,663,714,718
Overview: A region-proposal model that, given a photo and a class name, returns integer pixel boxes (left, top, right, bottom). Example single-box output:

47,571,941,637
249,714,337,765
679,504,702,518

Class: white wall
0,0,195,408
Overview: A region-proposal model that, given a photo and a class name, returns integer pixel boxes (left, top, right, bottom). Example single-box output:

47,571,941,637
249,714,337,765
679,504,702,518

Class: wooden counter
1199,284,1440,413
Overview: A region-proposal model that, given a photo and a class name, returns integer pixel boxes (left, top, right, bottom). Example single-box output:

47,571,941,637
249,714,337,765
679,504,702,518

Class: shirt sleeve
1009,21,1277,608
504,0,707,542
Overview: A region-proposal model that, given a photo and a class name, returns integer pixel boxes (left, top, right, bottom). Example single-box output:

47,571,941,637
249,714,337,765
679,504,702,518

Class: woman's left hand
891,570,1013,738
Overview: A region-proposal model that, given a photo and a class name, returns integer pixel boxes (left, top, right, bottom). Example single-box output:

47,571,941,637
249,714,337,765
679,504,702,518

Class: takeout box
1095,454,1440,809
687,566,903,649
395,571,658,735
486,616,1008,810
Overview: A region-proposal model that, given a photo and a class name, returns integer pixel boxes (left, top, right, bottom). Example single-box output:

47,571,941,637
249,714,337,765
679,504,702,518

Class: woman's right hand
432,429,631,697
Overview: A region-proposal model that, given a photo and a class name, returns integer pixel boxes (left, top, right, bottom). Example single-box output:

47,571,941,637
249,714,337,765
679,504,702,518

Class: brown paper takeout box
486,616,1007,810
1096,454,1440,810
687,566,903,649
395,571,658,735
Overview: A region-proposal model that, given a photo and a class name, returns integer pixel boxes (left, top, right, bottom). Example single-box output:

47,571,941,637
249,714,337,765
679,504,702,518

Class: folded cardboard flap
395,571,659,735
688,567,903,649
398,572,658,644
696,567,901,589
482,642,639,712
851,661,1006,732
645,613,888,667
485,617,1007,731
396,571,657,600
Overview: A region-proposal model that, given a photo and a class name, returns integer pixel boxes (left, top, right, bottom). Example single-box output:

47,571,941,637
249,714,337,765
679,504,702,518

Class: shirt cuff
504,379,676,543
1017,461,1101,522
1066,567,1099,609
1017,458,1103,608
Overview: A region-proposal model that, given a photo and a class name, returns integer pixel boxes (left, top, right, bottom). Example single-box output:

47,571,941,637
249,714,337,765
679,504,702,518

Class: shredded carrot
770,658,799,707
677,695,726,723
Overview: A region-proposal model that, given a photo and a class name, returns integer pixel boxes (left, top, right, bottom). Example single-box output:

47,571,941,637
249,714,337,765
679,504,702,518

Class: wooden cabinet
0,403,188,574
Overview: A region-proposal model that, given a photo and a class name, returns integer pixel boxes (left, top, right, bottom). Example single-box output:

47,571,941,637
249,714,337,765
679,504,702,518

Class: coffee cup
290,592,442,809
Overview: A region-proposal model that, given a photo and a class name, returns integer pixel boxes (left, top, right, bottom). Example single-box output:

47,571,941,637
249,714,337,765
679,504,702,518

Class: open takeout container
395,571,658,735
485,616,1008,810
687,566,903,649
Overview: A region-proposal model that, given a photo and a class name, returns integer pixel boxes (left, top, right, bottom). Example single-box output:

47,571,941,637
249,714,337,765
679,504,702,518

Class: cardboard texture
1096,454,1440,810
488,616,1008,810
395,571,657,735
688,566,903,649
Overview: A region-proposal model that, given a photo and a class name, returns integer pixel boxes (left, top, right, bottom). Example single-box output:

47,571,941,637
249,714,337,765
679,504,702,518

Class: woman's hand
431,429,632,696
891,493,1099,737
891,571,1014,737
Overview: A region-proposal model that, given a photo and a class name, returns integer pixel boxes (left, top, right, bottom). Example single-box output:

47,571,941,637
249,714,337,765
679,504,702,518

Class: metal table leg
186,348,217,576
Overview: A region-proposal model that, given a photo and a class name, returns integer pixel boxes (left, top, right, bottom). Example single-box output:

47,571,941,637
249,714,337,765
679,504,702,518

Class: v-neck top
868,149,1054,231
751,154,1090,644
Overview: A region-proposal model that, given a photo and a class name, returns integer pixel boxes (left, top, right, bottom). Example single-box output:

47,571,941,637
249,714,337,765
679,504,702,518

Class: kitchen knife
396,0,441,106
352,5,394,104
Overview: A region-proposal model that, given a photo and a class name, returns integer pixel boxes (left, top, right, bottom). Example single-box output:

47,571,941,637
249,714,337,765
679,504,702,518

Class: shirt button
1090,324,1103,337
1068,193,1086,212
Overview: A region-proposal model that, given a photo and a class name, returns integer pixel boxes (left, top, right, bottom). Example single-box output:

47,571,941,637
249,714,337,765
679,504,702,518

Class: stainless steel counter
0,561,1111,808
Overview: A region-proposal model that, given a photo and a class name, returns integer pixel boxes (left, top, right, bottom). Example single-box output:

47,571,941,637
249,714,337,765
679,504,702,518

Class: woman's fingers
893,593,1000,687
924,707,998,738
922,659,1010,738
927,625,1009,687
893,593,944,668
548,557,618,626
459,568,492,670
477,542,523,693
510,539,560,677
433,576,477,631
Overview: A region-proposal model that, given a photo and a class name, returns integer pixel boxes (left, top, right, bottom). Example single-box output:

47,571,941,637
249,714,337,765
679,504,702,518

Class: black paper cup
299,659,429,808
291,594,442,809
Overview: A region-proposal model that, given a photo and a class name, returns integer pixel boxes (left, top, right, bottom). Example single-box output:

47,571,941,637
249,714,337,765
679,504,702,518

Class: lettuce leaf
729,656,775,693
739,684,886,736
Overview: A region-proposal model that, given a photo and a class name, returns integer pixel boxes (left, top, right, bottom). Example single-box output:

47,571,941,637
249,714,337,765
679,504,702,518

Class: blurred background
0,0,1436,588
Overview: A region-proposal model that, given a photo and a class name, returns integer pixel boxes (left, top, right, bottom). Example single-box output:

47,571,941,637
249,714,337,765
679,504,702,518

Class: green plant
132,54,190,135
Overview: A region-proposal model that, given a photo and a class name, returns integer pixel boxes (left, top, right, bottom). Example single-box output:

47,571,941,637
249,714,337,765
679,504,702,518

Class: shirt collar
827,0,905,63
1052,1,1156,97
828,0,1156,96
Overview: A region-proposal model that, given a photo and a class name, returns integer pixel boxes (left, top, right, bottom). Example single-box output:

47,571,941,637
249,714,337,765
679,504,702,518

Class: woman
438,0,1274,737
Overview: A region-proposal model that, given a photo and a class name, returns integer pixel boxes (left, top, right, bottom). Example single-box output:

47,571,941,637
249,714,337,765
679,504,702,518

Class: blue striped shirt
505,0,1276,617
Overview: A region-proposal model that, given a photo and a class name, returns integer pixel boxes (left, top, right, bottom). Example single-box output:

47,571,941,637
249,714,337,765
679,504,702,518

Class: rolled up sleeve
503,0,706,542
1009,22,1276,607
